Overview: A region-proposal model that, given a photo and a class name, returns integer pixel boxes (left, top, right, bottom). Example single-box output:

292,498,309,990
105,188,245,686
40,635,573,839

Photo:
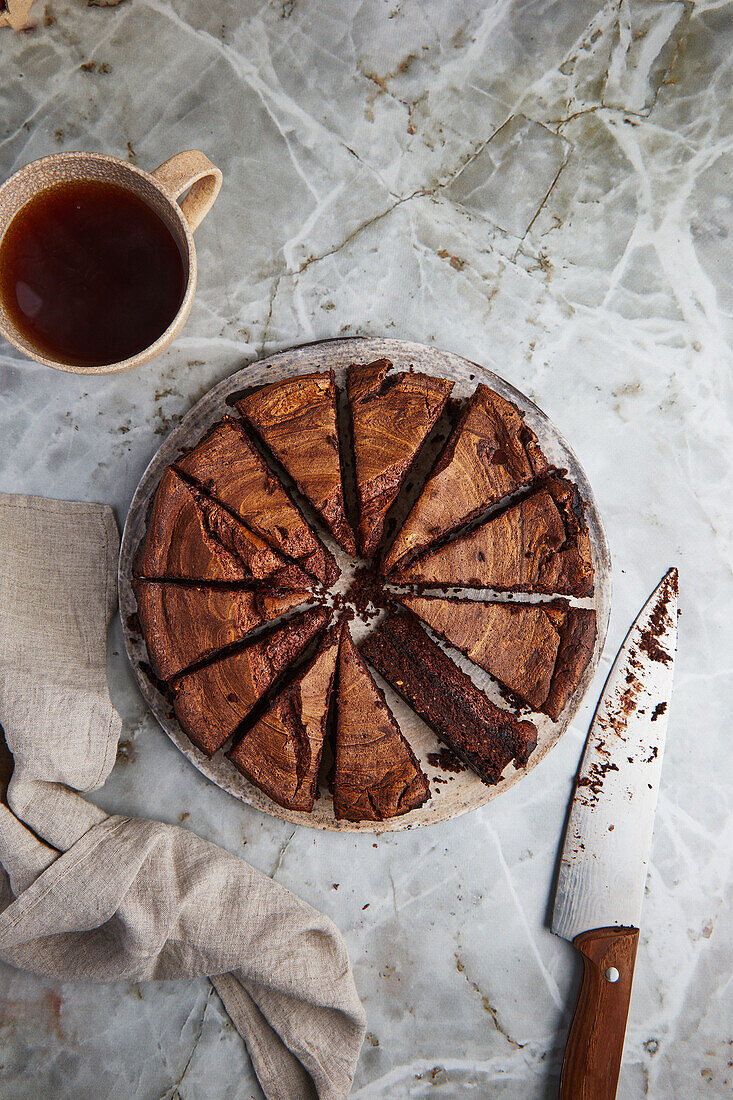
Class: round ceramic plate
119,337,611,833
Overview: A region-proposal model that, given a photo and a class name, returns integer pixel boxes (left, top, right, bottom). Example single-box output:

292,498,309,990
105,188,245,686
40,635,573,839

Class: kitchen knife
553,568,678,1100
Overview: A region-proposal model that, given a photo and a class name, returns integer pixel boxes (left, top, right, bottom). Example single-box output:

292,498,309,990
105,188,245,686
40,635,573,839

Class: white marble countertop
1,1,731,1097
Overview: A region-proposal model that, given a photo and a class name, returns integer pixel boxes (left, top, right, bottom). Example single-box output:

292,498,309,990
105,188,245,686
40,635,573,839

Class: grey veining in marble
0,1,731,1097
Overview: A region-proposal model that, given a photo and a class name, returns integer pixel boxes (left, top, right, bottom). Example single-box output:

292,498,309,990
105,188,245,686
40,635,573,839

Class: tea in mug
0,179,186,368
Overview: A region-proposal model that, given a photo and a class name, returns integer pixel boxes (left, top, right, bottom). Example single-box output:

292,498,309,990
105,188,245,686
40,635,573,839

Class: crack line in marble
485,821,565,1011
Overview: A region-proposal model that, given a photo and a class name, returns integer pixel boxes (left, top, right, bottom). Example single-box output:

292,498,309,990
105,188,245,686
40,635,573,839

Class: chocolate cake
134,363,601,820
361,612,538,785
136,469,258,584
332,625,430,821
347,359,454,559
171,608,329,757
397,594,561,711
134,581,311,682
384,384,549,574
543,607,597,721
174,416,338,585
237,371,356,554
390,474,594,597
227,625,340,812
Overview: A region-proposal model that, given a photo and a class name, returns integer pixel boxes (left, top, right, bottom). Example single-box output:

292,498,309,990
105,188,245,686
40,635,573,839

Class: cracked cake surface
133,581,311,682
332,625,430,822
237,370,356,555
347,359,453,559
384,383,549,574
174,416,338,585
391,473,594,597
228,625,340,812
134,468,308,585
171,608,328,757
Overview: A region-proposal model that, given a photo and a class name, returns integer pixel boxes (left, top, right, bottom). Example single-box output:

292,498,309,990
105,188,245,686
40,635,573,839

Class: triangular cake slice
134,581,311,682
171,608,329,757
391,474,594,597
174,417,338,585
361,611,537,785
393,596,596,721
228,625,340,812
347,359,454,559
332,625,430,821
237,372,356,554
543,607,597,721
135,468,313,588
397,594,562,710
384,383,549,573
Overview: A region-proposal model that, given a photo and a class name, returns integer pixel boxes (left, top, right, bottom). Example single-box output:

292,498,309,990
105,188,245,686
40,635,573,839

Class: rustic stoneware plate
119,337,611,833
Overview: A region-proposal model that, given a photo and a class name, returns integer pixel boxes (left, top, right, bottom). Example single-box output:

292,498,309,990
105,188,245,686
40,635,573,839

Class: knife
552,568,678,1100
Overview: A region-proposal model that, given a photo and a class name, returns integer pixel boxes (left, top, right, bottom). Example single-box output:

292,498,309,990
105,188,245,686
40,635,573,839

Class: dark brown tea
0,179,186,367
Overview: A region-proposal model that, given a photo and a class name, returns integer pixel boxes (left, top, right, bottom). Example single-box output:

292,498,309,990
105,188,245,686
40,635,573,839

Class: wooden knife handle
559,926,639,1100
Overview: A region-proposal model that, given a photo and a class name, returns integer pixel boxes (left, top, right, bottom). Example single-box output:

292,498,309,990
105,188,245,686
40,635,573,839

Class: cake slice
227,625,340,812
135,468,313,588
361,612,537,785
390,475,594,597
347,359,454,559
332,625,430,821
384,383,549,574
397,594,561,710
171,608,329,757
134,581,311,682
174,416,338,585
543,607,597,721
237,372,356,554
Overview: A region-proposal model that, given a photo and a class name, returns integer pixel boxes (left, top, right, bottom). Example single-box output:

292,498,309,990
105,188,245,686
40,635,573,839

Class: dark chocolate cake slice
174,416,338,585
135,468,313,588
171,608,329,757
237,372,356,554
543,607,597,721
390,474,594,597
361,612,537,785
228,625,340,812
134,581,311,682
347,359,453,559
332,625,430,821
397,594,562,711
384,383,549,574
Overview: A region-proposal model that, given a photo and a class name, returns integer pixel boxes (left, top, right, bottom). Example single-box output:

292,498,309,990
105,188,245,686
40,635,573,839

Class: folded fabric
0,493,366,1100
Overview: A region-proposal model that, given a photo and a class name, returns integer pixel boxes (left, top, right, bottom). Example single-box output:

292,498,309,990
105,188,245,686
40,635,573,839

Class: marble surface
0,1,731,1096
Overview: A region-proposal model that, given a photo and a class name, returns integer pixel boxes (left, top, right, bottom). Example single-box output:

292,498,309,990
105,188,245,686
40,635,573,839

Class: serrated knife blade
552,568,678,1100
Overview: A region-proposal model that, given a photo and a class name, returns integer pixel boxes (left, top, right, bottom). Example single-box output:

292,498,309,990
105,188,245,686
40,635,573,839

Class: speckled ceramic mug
0,150,222,375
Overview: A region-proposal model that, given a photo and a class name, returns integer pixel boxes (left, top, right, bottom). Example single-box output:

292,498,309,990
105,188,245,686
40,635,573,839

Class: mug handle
151,151,222,233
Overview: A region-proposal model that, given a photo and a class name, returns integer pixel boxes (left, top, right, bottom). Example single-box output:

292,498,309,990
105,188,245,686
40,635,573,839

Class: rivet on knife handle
559,926,639,1100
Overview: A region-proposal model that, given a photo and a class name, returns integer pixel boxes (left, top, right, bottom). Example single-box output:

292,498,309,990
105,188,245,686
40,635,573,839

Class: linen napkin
0,493,366,1100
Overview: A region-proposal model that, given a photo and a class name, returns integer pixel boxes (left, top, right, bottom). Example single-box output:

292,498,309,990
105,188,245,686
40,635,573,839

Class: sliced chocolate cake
347,359,454,559
134,581,311,682
384,383,549,574
174,416,338,585
543,607,597,722
228,625,340,812
397,594,562,711
390,474,594,597
361,612,538,785
332,625,430,821
135,468,314,588
237,371,356,554
171,608,329,757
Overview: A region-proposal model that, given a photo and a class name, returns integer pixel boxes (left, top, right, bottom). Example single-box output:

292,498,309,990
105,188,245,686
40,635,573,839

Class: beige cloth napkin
0,493,366,1100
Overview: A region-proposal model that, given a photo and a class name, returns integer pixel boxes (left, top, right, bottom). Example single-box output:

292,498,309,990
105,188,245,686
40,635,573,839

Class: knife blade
552,567,678,1100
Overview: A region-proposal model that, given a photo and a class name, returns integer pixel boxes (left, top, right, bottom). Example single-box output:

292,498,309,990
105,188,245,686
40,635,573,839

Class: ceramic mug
0,149,222,375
